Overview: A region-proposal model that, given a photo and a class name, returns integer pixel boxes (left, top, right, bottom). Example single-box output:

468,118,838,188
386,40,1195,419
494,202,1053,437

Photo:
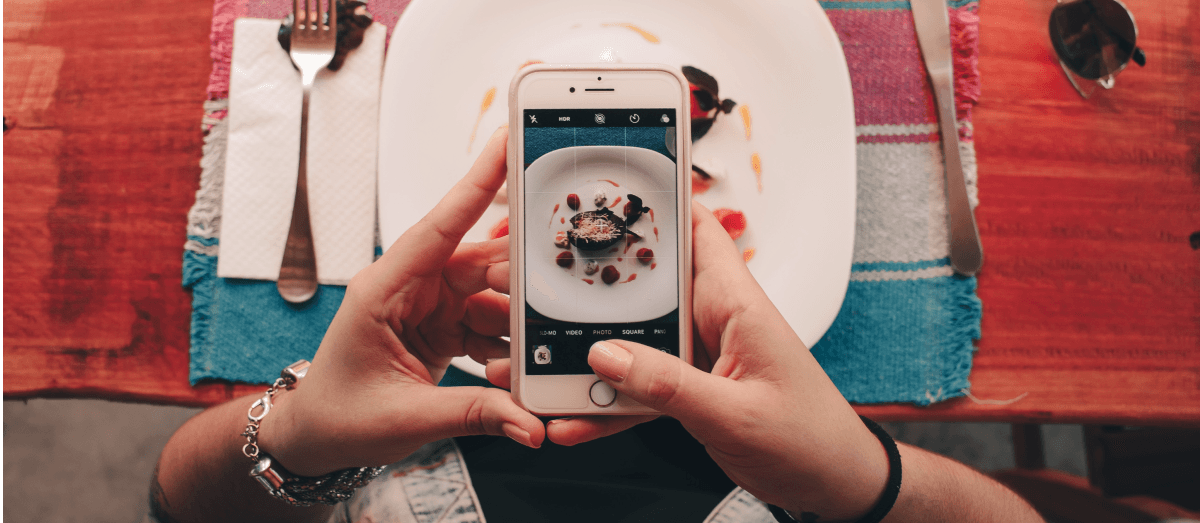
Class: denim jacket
147,439,775,523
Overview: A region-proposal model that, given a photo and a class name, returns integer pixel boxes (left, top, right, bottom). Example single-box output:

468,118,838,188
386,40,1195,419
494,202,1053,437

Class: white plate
524,146,679,324
378,0,857,378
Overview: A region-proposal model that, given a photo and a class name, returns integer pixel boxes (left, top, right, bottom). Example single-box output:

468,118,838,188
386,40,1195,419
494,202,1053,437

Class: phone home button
589,380,617,407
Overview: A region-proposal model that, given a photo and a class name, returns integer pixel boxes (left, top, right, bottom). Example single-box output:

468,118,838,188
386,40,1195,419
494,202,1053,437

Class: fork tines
294,0,336,31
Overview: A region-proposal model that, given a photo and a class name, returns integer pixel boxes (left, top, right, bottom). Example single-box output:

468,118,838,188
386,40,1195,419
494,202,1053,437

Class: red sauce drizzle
651,263,657,270
617,257,623,262
560,217,565,224
582,278,595,285
618,273,638,284
608,196,622,209
608,248,619,253
549,203,559,227
598,179,620,187
653,227,659,241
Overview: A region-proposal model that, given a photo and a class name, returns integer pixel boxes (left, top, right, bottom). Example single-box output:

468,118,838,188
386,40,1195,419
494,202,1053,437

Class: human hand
259,128,544,478
501,202,889,520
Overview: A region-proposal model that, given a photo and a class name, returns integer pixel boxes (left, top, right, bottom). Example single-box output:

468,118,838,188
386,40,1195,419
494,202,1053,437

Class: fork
278,0,336,303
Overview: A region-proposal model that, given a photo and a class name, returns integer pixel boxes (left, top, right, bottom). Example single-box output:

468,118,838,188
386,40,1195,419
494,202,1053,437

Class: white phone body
508,64,692,416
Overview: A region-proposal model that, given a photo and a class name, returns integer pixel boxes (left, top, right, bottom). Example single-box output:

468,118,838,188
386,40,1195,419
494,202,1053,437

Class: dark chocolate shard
624,194,645,226
682,65,720,95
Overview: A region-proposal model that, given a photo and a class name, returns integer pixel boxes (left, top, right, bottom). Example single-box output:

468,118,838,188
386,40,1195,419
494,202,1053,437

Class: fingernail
589,341,632,381
502,422,533,448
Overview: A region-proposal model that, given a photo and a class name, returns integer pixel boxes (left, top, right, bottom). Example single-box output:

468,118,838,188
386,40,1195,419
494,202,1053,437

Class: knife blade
911,0,984,276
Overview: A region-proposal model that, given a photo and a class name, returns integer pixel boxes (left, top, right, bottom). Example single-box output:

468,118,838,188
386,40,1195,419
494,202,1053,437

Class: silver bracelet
240,360,385,507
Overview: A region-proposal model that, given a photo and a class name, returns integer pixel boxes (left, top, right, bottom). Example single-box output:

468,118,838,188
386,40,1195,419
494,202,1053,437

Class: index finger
379,127,509,280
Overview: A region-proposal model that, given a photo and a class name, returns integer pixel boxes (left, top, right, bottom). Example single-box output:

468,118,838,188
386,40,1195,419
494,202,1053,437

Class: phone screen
523,108,680,375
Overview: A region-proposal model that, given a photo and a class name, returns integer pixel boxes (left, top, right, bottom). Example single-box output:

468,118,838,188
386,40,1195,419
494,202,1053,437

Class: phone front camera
597,76,602,81
570,87,575,93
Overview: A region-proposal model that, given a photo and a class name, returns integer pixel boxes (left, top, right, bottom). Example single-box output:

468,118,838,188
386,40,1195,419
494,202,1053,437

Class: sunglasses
1049,0,1146,98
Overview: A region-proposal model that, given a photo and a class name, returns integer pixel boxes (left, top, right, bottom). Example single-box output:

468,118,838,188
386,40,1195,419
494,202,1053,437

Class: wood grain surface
3,0,1198,422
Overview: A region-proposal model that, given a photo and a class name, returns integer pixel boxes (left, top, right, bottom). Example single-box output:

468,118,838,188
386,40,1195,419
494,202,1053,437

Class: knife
911,0,984,276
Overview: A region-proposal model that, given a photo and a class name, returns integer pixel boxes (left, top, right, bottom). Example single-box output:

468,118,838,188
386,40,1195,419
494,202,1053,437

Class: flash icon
594,113,606,124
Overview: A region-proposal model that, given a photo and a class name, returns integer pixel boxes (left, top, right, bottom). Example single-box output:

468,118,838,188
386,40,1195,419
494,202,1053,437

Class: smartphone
507,64,692,416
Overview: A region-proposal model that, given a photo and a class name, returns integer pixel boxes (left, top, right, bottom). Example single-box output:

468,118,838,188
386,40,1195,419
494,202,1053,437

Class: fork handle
278,86,319,303
932,73,984,276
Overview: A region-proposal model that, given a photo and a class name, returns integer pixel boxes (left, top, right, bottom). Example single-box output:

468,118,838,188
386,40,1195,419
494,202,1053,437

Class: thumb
418,386,546,448
588,339,736,428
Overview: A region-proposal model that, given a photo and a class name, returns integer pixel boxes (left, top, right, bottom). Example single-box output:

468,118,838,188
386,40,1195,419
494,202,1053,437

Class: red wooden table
4,0,1198,426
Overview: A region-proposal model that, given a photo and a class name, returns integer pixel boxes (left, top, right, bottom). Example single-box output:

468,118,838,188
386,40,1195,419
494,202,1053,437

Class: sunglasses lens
1049,0,1137,80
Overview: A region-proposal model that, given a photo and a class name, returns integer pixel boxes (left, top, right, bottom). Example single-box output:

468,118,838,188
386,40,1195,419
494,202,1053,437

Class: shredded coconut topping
573,214,621,241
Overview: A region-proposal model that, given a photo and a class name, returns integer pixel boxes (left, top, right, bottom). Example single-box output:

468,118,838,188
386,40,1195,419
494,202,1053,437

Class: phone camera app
533,345,552,364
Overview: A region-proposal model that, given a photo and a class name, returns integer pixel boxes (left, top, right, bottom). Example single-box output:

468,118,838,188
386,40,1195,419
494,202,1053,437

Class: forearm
151,393,333,523
881,443,1043,523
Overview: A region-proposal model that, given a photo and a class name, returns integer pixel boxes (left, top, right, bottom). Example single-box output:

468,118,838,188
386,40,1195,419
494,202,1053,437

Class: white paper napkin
218,18,384,285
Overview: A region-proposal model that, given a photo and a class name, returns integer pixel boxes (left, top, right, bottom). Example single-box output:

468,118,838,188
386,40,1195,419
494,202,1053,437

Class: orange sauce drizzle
517,59,544,71
651,263,657,270
601,23,660,43
561,217,565,224
468,87,496,153
608,196,622,209
582,278,595,285
549,203,559,227
743,248,756,263
653,227,659,241
618,273,638,283
648,208,655,222
751,153,763,193
739,105,752,139
598,179,620,187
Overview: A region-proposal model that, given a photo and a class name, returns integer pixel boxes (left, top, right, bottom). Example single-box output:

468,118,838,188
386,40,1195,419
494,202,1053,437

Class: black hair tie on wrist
767,415,902,523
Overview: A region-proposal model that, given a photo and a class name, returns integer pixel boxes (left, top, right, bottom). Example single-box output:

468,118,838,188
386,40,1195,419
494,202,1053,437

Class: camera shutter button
589,380,617,407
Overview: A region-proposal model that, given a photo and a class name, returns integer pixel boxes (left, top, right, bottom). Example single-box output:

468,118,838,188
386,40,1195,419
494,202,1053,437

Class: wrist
255,382,342,478
779,417,894,522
